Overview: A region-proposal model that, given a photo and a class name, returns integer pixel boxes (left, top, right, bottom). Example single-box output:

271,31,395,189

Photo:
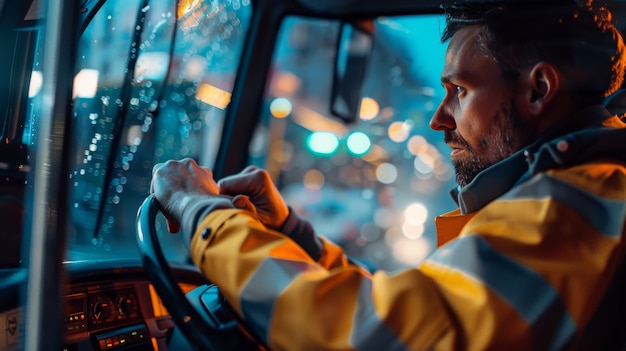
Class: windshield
66,0,251,262
55,0,453,270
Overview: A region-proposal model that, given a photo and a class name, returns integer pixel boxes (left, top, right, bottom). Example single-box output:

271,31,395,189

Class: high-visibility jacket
184,105,626,350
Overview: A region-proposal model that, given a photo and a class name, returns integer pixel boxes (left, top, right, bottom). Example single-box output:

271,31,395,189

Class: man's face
430,26,532,187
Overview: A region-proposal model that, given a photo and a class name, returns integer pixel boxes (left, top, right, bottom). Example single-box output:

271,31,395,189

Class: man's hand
218,166,289,230
151,158,220,233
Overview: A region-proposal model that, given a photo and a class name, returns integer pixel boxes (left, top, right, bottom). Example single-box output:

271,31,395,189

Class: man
151,0,626,349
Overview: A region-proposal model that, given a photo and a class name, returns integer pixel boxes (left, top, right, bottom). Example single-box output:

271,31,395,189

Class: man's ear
526,62,561,115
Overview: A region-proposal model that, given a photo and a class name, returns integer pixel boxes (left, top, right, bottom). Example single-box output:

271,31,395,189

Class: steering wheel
136,194,264,350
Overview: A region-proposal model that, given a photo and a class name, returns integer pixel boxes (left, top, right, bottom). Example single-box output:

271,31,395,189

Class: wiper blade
92,0,150,239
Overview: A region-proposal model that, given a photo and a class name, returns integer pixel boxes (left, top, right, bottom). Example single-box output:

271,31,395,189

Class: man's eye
455,86,466,95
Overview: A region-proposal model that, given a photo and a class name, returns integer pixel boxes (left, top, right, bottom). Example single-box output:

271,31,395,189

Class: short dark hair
440,0,626,101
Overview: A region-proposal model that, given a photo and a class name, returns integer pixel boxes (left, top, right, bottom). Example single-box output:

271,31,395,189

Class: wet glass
66,0,252,262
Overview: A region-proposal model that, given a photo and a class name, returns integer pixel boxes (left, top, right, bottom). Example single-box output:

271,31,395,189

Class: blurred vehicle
1,0,625,350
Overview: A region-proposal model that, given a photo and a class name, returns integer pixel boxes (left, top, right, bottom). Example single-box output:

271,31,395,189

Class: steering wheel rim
136,194,222,350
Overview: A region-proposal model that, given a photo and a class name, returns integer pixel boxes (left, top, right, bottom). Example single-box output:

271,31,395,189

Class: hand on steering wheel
136,195,265,351
150,158,221,233
218,166,289,230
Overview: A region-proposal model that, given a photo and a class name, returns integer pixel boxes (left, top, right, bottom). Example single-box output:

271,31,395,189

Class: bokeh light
401,222,425,239
407,135,428,155
307,132,339,155
404,202,428,225
73,69,99,99
270,97,293,118
414,153,435,175
376,163,398,184
388,121,411,143
392,237,432,265
346,132,371,155
359,97,380,120
303,169,325,190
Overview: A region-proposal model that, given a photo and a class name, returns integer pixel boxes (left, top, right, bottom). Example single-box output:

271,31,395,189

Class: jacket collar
451,105,626,214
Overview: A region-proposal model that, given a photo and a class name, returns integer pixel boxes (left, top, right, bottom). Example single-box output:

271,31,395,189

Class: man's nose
429,103,456,131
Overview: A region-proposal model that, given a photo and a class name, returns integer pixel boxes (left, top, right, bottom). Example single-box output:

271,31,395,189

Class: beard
445,99,532,187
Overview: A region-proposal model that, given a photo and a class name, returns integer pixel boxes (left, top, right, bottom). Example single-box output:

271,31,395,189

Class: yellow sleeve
189,209,453,350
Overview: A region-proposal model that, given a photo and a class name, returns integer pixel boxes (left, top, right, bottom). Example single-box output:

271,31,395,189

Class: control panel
88,287,140,329
92,324,150,350
64,285,142,334
65,294,88,334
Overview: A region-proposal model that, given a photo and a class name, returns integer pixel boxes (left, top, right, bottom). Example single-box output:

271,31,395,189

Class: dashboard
0,260,207,351
63,281,156,350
